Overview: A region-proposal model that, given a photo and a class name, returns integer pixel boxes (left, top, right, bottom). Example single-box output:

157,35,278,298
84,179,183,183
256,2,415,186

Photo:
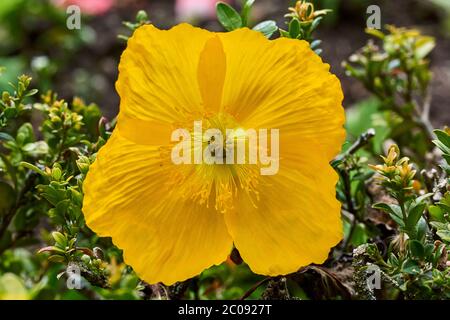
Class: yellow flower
286,0,331,22
82,24,345,285
381,145,399,166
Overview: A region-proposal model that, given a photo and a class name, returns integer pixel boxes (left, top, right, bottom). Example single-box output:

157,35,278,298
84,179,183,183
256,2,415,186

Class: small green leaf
401,259,420,274
22,141,49,157
310,39,322,50
424,243,434,259
373,203,404,226
3,107,18,119
49,246,66,254
289,18,300,38
365,28,385,39
428,205,444,222
416,217,429,241
19,162,46,177
310,16,323,32
407,202,426,230
409,240,424,259
434,129,450,149
415,193,433,204
252,20,278,39
241,0,255,27
279,29,290,38
437,229,450,242
48,255,65,263
0,132,14,142
25,88,38,97
52,231,67,248
414,36,435,59
314,48,323,56
216,2,242,31
434,139,450,156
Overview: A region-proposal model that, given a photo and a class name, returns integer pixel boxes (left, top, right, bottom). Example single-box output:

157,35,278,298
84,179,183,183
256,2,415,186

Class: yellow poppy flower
82,23,345,285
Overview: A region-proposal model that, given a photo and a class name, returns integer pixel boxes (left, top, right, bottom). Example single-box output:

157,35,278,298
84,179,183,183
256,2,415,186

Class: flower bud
136,10,149,23
81,254,91,264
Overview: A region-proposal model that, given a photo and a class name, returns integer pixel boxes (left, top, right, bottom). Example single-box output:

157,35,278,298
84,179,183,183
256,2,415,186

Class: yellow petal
225,143,342,276
82,131,233,285
218,28,345,160
197,35,226,115
116,113,174,146
115,23,215,145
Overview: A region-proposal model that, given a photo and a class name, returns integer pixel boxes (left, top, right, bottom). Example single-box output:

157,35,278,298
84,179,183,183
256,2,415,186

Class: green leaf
15,123,34,146
216,2,242,31
430,221,447,230
349,222,369,247
365,28,385,39
52,231,67,248
434,140,450,156
25,88,38,97
415,193,433,204
409,240,424,259
279,29,290,38
0,132,14,142
416,217,429,241
310,39,322,50
428,205,444,222
49,246,66,254
401,259,420,274
48,255,65,263
434,129,450,149
310,16,323,32
414,36,435,59
424,243,434,259
407,202,426,230
289,18,300,38
2,107,18,119
252,20,278,39
22,141,49,157
19,161,46,177
241,0,255,27
437,229,450,242
373,203,404,226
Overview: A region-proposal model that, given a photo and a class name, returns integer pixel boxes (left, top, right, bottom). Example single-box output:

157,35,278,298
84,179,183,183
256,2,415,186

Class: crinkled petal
218,29,345,160
224,140,342,276
82,131,233,285
116,23,216,146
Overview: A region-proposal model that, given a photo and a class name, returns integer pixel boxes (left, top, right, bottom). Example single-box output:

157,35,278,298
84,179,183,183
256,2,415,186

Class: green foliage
118,10,151,41
216,2,242,31
216,1,277,38
0,76,126,298
343,26,436,160
279,0,331,54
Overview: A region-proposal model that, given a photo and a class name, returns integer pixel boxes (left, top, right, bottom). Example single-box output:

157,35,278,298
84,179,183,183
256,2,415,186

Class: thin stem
334,128,376,163
399,200,407,224
239,277,271,300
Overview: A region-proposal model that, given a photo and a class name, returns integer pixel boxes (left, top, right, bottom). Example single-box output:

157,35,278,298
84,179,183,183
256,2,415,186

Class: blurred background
0,0,449,125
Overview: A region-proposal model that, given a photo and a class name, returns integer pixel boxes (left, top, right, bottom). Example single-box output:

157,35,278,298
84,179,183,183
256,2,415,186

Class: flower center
165,112,261,213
